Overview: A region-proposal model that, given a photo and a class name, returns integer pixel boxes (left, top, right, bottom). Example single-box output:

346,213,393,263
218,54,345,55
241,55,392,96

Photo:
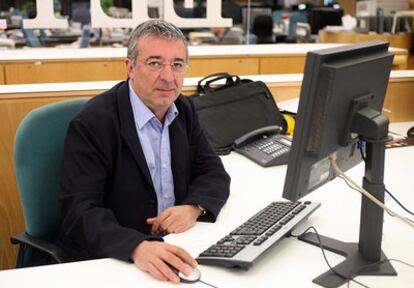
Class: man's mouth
156,88,175,92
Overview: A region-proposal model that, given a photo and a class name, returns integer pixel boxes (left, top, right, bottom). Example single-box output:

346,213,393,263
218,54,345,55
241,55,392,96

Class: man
58,20,230,283
210,26,245,45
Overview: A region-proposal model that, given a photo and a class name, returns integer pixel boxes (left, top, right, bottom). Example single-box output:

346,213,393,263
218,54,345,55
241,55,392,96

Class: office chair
222,0,242,25
252,14,275,44
38,29,48,46
287,12,308,42
79,25,91,48
21,27,41,48
11,98,89,268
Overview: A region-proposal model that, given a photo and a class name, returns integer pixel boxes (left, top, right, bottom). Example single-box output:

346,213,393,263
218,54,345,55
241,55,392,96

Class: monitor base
299,232,397,288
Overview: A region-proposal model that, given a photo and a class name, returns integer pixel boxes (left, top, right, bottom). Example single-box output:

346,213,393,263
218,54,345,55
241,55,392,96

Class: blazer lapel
169,101,189,203
117,81,153,187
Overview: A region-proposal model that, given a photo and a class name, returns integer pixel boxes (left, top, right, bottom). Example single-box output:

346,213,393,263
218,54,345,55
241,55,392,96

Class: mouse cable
385,187,414,217
352,257,414,279
337,175,414,225
330,156,414,229
290,226,370,288
199,279,220,288
358,144,414,217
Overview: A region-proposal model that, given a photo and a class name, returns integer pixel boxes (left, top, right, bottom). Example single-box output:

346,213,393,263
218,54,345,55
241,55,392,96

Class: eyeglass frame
138,57,190,73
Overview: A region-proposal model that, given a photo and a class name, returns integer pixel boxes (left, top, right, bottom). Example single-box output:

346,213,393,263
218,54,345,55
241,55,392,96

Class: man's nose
159,64,175,82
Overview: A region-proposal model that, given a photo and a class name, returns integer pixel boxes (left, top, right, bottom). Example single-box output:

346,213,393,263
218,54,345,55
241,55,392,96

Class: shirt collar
128,80,178,129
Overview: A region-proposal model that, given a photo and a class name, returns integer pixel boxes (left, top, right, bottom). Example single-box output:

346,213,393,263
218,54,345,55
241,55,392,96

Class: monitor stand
299,233,396,288
298,107,397,288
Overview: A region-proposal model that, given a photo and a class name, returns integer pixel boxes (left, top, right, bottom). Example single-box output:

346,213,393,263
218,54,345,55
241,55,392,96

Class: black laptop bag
191,73,284,155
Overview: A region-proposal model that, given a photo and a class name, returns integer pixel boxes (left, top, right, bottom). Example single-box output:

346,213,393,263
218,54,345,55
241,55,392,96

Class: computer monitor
282,41,396,287
241,7,272,33
309,6,343,34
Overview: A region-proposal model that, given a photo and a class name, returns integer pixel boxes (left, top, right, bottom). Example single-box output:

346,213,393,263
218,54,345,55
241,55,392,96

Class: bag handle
196,72,240,95
204,75,241,92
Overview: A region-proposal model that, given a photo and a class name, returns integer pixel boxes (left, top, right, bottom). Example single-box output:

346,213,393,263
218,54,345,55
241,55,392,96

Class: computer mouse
406,126,414,145
170,264,201,283
407,126,414,138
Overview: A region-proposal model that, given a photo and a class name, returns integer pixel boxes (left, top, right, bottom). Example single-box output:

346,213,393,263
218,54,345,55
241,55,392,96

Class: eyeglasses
140,58,189,73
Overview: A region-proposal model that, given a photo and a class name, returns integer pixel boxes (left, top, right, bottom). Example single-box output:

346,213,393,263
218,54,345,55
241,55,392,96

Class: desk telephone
233,125,292,167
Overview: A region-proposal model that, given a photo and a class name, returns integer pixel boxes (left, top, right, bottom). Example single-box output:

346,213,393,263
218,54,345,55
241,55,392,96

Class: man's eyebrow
145,56,162,61
145,56,186,62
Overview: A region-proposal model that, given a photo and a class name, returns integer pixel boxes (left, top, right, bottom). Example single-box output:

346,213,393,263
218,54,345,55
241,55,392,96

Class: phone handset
234,125,283,148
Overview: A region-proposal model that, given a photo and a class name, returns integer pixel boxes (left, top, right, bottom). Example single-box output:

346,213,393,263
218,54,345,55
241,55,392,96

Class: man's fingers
146,217,156,224
150,217,161,235
161,251,192,278
154,258,180,283
151,211,173,234
159,215,175,232
131,241,196,283
166,222,179,233
147,262,168,281
167,244,197,268
166,221,185,234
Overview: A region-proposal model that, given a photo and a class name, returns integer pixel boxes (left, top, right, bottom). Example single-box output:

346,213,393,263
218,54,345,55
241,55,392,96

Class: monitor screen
283,41,393,201
309,7,343,34
282,41,395,287
241,7,272,33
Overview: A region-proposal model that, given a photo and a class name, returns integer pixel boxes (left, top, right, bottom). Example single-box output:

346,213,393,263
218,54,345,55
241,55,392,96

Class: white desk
0,44,408,86
1,70,413,96
1,123,413,288
0,44,406,61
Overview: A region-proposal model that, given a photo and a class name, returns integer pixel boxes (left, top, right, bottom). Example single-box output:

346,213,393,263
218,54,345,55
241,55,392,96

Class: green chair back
14,98,88,240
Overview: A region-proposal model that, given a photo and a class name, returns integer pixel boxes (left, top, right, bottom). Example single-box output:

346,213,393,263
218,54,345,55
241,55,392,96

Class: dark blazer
58,80,230,262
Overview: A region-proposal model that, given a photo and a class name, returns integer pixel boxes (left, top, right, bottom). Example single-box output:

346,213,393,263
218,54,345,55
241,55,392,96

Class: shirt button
163,195,169,199
162,164,167,168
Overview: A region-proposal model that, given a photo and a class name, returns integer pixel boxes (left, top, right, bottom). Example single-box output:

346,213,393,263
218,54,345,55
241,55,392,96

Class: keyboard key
196,201,321,269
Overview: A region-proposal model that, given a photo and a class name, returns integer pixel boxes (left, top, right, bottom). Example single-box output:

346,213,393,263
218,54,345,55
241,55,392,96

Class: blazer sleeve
59,116,161,262
180,97,231,222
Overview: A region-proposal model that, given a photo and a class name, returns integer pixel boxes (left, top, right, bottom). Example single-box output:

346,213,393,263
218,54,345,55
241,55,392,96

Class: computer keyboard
196,201,320,270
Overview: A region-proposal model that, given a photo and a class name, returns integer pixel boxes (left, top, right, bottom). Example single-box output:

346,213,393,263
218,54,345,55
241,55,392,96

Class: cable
293,225,414,288
357,143,414,217
357,140,366,162
355,257,414,276
199,279,220,288
388,258,414,269
349,257,414,288
385,187,414,217
337,175,414,225
290,226,370,288
329,156,414,229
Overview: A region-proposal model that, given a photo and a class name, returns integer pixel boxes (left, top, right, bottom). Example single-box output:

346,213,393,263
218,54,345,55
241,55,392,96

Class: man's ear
125,58,134,78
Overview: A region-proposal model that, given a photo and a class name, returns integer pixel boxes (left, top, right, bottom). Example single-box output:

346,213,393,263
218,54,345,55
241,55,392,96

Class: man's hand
131,240,197,283
147,204,202,235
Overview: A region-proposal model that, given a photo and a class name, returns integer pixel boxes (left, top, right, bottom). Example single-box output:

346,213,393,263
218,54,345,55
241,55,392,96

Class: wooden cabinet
259,55,307,74
0,73,413,270
1,44,408,85
187,57,259,77
318,30,413,51
383,78,414,122
4,60,126,84
0,65,5,85
319,30,412,70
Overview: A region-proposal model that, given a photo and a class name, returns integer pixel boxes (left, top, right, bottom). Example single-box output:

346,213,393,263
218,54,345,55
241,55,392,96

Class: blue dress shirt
128,81,178,215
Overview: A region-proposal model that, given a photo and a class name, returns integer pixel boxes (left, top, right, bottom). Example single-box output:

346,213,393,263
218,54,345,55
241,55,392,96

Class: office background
1,0,414,272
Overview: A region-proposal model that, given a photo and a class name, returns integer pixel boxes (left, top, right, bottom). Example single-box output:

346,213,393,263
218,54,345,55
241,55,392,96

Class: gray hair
127,20,188,66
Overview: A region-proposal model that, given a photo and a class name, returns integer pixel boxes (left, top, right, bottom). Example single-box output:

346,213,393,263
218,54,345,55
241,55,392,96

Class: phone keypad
254,136,289,158
235,134,291,167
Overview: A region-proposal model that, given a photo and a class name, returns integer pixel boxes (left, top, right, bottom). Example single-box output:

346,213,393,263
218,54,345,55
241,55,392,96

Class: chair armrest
11,232,73,264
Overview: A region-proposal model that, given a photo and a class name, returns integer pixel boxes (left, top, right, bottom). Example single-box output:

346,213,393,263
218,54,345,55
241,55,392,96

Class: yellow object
283,114,296,135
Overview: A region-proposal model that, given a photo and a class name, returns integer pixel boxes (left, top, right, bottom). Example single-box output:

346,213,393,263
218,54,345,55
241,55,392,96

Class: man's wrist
196,204,206,217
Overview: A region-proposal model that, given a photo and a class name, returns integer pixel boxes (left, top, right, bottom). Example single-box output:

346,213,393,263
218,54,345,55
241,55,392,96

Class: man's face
125,36,187,120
